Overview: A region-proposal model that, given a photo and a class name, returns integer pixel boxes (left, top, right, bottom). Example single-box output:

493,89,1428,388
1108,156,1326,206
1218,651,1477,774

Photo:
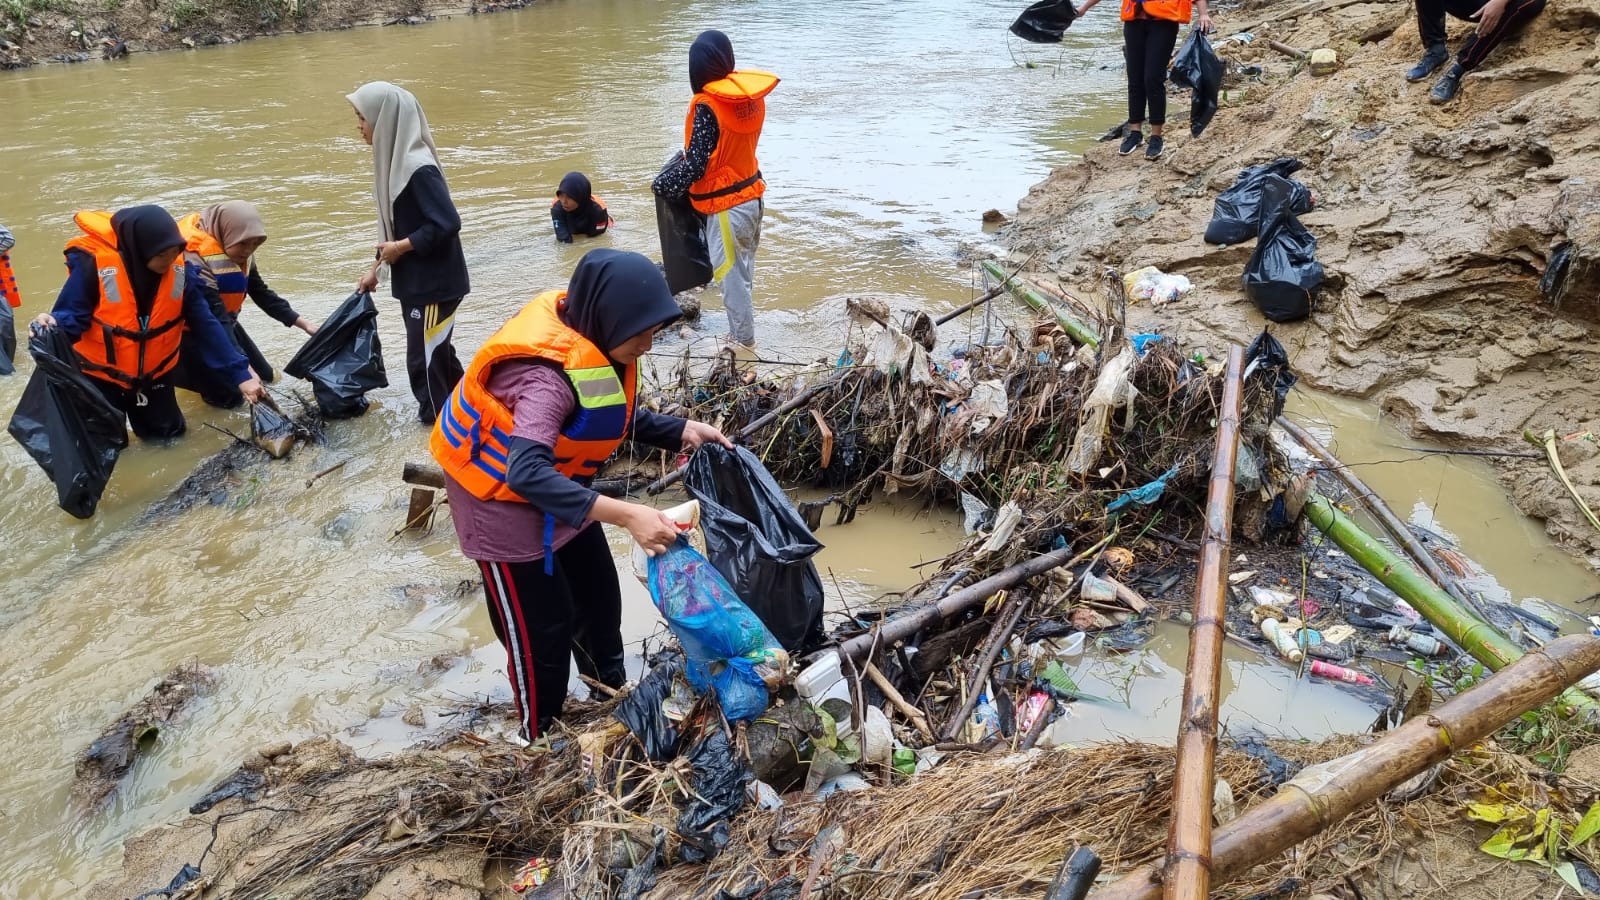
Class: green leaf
1542,813,1561,863
815,707,838,752
1555,862,1583,892
1570,801,1600,845
1481,827,1531,860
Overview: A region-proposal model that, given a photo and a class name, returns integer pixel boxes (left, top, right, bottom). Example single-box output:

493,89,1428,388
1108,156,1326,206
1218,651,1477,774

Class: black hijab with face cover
561,249,680,358
110,206,185,311
689,30,735,93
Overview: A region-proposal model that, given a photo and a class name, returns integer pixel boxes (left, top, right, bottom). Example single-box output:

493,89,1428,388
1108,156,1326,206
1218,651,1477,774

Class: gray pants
704,197,762,347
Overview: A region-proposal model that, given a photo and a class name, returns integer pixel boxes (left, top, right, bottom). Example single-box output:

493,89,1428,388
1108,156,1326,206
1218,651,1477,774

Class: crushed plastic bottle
1387,625,1446,657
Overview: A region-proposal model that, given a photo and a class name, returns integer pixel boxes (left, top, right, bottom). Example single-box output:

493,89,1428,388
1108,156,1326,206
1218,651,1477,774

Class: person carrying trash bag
429,248,733,744
32,207,265,440
170,201,320,408
1075,0,1213,160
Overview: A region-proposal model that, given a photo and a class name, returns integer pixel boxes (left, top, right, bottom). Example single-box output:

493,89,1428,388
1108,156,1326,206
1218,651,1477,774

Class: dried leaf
1480,827,1530,860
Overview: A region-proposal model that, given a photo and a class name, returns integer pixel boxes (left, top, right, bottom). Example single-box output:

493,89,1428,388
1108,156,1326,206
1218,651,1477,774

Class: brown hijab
198,201,268,258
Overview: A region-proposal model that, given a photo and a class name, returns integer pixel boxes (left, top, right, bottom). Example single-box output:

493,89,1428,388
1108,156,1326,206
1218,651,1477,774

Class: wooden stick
863,661,935,742
1101,576,1151,614
942,589,1031,742
402,460,447,489
305,458,349,489
645,377,840,495
579,674,619,698
1091,634,1600,900
1400,446,1543,459
1165,345,1245,900
934,284,1006,326
1266,39,1307,58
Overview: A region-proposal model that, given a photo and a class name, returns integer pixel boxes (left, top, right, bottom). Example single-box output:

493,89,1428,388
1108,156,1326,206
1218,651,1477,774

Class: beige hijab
346,81,444,244
198,201,267,261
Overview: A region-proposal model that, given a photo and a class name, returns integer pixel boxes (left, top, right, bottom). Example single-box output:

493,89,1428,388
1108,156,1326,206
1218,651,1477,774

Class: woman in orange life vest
550,172,613,244
431,248,731,744
169,201,319,408
33,206,265,439
1076,0,1212,161
652,30,776,352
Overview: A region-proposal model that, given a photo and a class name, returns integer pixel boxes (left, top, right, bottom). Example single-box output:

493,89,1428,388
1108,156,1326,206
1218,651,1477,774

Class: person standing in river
33,206,265,438
1076,0,1213,160
1403,0,1547,103
652,30,777,353
347,80,468,426
170,201,319,408
430,249,732,744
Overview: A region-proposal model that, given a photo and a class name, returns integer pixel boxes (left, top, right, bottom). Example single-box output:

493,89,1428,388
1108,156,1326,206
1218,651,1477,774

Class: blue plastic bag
647,540,784,722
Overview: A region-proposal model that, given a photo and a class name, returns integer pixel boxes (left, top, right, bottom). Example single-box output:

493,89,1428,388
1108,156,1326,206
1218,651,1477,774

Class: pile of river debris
92,290,1600,900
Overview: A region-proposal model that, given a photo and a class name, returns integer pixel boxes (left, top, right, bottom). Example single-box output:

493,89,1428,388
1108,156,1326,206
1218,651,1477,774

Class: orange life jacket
0,252,19,308
1120,0,1193,22
430,290,637,505
64,210,187,389
685,70,779,215
176,212,247,316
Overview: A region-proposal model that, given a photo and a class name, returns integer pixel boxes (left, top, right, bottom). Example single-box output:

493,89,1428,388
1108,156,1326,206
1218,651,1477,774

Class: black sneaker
1118,130,1144,155
1429,65,1464,104
1406,44,1449,82
1145,135,1165,160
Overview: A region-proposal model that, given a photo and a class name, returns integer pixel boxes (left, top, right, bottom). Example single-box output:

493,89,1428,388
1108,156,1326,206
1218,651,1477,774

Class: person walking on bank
171,201,319,408
652,30,777,352
1077,0,1213,160
430,249,732,743
1404,0,1546,103
347,80,468,425
33,206,264,439
550,172,613,244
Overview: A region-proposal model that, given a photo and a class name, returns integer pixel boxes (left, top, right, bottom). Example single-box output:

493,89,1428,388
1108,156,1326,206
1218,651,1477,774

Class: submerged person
33,206,264,438
1076,0,1213,160
172,201,319,408
550,172,613,244
652,30,776,352
1404,0,1547,103
347,80,469,425
430,249,732,743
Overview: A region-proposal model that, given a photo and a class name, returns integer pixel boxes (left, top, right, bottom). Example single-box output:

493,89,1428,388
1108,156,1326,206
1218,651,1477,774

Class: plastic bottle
970,694,1001,740
1310,660,1375,686
1260,619,1303,662
1387,625,1446,657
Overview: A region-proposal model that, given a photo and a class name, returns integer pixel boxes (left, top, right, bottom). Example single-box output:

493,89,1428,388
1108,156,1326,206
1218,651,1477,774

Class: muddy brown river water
0,0,1595,894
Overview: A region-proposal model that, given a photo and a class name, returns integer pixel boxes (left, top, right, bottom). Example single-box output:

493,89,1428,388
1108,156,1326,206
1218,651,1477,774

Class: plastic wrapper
647,541,787,722
682,445,825,652
250,398,297,459
282,291,388,418
1169,30,1224,137
1204,158,1313,246
675,722,752,864
1009,0,1077,43
6,325,129,518
612,656,688,762
655,151,713,295
1124,266,1193,305
1244,328,1296,418
1243,175,1324,322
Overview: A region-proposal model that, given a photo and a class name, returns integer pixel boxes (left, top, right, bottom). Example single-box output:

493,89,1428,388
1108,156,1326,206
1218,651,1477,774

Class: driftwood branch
941,588,1031,742
863,662,935,742
644,377,841,496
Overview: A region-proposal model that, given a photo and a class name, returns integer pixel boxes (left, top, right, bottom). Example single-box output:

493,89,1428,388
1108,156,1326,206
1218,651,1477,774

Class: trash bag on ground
1009,0,1077,43
282,291,387,419
682,444,826,652
1243,175,1324,322
1204,158,1314,246
0,301,15,375
1244,328,1297,418
675,719,752,865
647,541,786,722
655,152,713,296
250,398,298,459
6,325,129,518
612,655,688,762
1169,30,1223,137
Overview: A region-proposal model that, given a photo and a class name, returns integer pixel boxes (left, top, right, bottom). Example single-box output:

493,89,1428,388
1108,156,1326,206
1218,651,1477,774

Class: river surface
0,0,1595,894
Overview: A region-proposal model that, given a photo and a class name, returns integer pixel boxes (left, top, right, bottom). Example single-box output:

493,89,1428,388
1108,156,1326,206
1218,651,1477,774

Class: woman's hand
238,377,267,404
356,267,379,294
376,239,411,265
32,312,57,329
295,316,320,336
1472,0,1507,34
1197,11,1215,33
625,504,682,557
1077,0,1100,13
681,420,734,451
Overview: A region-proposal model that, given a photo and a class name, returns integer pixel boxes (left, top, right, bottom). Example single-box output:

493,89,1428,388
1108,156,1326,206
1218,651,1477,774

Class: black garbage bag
675,718,751,865
682,445,825,653
0,300,15,375
282,291,387,419
1169,30,1224,137
1009,0,1077,43
612,655,686,762
1204,158,1313,246
655,152,713,296
6,325,129,518
1244,328,1296,419
1242,175,1324,322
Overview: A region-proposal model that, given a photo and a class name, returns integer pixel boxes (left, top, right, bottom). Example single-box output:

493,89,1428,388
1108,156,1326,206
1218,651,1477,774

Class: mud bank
1002,0,1600,566
0,0,532,69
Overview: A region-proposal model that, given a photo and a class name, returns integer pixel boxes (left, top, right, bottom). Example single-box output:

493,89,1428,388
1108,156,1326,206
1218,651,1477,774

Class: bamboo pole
1303,492,1596,715
1276,416,1475,608
1165,345,1245,900
979,260,1102,348
1092,634,1600,900
644,377,840,495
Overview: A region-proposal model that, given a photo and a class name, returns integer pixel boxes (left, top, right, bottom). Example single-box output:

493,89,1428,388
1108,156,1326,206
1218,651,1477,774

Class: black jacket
391,165,470,304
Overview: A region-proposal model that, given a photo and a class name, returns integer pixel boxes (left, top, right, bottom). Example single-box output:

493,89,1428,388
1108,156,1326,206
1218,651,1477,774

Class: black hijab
110,206,185,309
557,171,593,206
562,249,680,357
689,30,736,93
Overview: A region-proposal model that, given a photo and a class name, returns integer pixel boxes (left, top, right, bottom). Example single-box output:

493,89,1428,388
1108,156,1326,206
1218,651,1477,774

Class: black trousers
91,375,186,440
400,295,465,425
1417,0,1546,71
476,522,627,741
1124,18,1182,126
